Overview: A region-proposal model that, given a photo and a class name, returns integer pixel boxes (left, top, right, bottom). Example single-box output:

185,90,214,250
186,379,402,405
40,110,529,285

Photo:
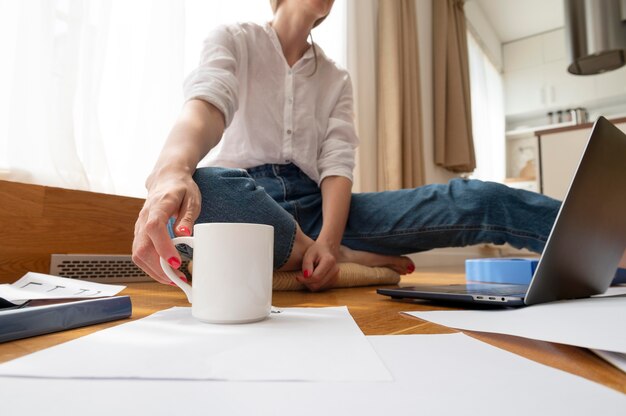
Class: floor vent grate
50,254,190,283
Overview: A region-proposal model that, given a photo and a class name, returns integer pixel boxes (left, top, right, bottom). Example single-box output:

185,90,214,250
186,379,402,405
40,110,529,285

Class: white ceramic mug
160,223,274,324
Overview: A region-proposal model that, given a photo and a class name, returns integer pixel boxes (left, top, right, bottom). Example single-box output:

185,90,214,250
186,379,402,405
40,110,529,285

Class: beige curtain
376,0,425,191
433,0,476,173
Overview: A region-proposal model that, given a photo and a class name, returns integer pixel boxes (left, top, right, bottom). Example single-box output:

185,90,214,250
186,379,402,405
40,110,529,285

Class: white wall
464,0,503,71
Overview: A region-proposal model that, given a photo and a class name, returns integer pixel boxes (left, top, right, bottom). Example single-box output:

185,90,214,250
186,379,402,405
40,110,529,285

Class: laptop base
378,285,526,307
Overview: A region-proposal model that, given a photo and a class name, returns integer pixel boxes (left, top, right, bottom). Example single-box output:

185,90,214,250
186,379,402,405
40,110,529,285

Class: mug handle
159,236,194,303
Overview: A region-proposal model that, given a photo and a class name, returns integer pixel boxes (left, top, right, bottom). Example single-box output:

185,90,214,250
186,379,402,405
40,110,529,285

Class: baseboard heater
50,254,190,283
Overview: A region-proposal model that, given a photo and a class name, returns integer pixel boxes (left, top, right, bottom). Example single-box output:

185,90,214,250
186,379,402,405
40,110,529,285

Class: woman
132,0,560,291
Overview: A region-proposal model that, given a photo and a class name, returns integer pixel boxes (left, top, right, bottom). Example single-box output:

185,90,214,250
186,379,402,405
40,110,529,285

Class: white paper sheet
0,333,623,416
591,349,626,374
595,286,626,297
0,272,126,302
404,295,626,353
0,306,391,382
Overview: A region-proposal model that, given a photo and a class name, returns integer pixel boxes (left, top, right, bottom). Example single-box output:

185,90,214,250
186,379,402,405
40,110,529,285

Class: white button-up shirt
183,22,358,184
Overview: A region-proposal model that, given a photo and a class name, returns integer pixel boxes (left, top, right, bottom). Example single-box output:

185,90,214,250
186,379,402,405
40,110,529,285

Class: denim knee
191,167,297,269
192,167,269,224
193,167,254,196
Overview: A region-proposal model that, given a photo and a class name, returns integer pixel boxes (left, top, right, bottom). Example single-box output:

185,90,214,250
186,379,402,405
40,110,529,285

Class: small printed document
1,333,624,416
0,272,126,303
0,306,392,382
405,295,626,353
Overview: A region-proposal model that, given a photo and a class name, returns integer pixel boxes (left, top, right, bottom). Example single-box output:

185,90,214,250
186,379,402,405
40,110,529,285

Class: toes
395,256,415,275
405,257,415,274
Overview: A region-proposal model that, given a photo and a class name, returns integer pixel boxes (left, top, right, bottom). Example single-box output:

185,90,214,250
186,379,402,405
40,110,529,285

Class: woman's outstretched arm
132,99,224,284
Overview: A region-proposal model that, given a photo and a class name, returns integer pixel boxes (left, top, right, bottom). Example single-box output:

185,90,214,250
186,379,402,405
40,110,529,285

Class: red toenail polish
168,257,181,269
178,226,191,236
303,270,310,279
407,264,415,273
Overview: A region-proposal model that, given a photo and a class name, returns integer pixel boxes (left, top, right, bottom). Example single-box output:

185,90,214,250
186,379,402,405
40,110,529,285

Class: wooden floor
0,267,624,393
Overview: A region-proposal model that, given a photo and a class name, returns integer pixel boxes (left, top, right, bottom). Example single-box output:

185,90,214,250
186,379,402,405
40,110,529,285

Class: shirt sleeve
317,74,359,184
182,25,240,128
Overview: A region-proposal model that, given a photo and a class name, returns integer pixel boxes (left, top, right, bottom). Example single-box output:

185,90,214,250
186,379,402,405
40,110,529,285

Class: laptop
377,116,626,307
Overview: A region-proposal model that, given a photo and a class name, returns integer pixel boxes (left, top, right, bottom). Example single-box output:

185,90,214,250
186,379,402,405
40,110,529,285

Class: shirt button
288,69,292,75
287,129,292,135
288,97,293,103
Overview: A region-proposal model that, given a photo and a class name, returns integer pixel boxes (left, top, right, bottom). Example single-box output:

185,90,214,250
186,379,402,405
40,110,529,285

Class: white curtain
467,30,505,183
0,0,346,197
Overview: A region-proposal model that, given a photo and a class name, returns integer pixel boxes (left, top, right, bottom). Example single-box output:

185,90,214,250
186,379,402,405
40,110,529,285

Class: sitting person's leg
191,168,561,278
191,166,340,273
337,178,560,256
191,167,298,270
191,165,398,276
237,164,415,274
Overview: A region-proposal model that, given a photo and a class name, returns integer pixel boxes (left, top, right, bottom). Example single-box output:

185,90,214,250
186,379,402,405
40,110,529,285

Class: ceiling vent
565,0,626,75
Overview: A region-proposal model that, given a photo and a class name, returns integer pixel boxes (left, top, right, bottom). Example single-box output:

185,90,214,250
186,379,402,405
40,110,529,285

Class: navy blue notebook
0,296,132,343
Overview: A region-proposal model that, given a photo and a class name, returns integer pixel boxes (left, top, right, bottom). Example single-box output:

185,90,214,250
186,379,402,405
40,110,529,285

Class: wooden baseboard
0,180,144,283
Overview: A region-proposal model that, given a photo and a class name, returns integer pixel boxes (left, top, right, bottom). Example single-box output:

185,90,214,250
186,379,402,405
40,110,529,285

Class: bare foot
338,246,415,275
276,223,415,275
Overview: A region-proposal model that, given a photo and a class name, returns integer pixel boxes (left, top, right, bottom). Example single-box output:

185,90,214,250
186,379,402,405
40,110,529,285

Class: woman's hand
299,240,340,291
132,168,200,285
132,99,225,285
297,175,351,291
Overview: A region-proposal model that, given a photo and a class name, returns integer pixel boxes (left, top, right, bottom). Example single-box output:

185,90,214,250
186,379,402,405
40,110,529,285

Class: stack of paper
405,295,626,373
0,331,623,415
0,299,623,415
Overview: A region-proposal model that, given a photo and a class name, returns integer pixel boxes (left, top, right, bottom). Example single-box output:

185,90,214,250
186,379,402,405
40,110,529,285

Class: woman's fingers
301,250,316,281
132,227,175,285
309,253,333,281
133,230,189,286
144,204,182,270
319,266,340,290
133,198,182,284
173,184,201,236
305,254,337,292
306,264,339,291
132,172,199,286
299,242,341,291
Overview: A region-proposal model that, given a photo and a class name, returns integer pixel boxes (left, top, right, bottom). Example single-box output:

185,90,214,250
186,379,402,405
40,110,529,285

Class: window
0,0,347,197
467,30,506,183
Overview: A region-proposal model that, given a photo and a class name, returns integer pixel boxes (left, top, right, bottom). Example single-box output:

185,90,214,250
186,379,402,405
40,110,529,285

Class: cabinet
504,67,544,115
543,59,595,109
503,29,626,117
504,59,595,116
537,119,626,200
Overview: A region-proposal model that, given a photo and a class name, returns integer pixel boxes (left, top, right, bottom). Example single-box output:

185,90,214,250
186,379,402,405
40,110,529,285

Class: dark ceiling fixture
564,0,626,75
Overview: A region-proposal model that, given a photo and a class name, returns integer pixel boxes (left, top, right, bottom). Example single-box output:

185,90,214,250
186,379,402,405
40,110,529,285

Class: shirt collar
264,22,316,69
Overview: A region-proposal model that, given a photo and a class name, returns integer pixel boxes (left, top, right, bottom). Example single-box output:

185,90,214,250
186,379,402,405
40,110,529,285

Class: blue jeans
185,164,560,269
